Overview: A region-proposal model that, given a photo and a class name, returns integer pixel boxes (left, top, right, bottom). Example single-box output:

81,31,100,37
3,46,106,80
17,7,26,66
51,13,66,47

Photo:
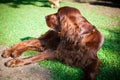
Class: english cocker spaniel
2,6,104,80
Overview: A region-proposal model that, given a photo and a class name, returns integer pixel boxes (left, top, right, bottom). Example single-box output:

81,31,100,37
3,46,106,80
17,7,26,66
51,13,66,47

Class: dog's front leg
5,50,56,67
2,39,45,58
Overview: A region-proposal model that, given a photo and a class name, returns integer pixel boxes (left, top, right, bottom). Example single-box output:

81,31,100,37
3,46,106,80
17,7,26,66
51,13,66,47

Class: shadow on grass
98,64,120,80
97,27,120,80
74,0,120,8
20,36,35,41
0,0,51,8
102,28,120,55
90,1,120,8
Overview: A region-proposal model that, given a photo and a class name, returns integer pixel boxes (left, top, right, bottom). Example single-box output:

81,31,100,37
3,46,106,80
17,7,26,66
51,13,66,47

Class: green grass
0,0,120,80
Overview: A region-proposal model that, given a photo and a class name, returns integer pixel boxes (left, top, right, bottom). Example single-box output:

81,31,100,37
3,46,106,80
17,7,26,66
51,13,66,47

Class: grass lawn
0,0,120,80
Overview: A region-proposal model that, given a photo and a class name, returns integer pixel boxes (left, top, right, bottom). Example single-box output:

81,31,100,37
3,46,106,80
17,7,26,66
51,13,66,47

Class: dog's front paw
5,59,24,67
2,49,13,58
11,50,22,58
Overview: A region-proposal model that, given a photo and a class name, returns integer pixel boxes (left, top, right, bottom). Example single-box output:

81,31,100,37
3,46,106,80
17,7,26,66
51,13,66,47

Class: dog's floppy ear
59,15,69,37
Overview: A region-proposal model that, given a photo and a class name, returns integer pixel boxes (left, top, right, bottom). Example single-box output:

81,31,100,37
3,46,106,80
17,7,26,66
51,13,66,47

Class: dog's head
45,6,99,45
45,6,82,32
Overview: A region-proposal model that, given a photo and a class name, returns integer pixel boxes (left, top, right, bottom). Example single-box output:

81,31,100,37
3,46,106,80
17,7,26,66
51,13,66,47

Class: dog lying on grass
2,6,104,80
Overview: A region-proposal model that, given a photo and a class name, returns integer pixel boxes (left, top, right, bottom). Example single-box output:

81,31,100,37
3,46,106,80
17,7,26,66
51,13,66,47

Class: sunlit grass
0,0,120,80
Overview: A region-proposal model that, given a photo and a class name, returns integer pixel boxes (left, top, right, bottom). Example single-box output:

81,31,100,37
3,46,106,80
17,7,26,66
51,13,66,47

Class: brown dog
2,6,104,80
